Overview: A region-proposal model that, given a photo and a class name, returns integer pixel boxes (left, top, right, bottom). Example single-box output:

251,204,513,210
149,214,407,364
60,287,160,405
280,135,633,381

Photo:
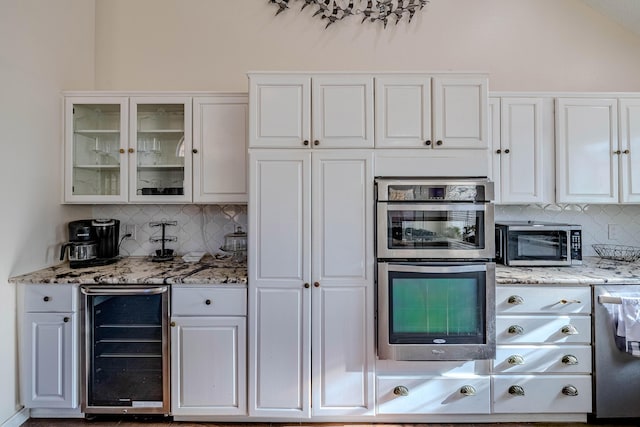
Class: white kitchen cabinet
248,149,375,418
491,97,554,204
170,286,247,416
555,98,618,203
248,73,374,149
20,284,78,409
619,98,640,203
493,285,592,415
192,95,248,203
375,75,488,149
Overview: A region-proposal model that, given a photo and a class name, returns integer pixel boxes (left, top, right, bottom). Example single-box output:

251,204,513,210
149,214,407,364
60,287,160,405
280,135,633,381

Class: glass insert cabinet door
129,97,192,203
65,97,129,202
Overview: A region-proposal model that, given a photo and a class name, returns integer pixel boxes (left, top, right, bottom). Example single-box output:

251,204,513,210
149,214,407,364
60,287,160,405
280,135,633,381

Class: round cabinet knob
508,325,524,335
561,324,579,335
504,149,510,154
170,321,176,327
128,148,135,153
43,296,50,302
119,148,126,154
63,317,70,323
192,149,198,154
508,295,524,305
614,150,622,155
304,283,310,288
303,140,309,146
425,140,432,146
496,149,502,154
624,149,630,154
436,140,443,146
393,385,409,396
313,282,320,288
507,354,525,365
314,140,320,146
460,385,476,396
205,299,212,305
508,385,525,396
562,354,579,365
562,385,579,396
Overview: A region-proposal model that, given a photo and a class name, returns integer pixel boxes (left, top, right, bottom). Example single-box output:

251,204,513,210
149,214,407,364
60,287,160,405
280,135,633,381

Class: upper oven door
377,202,495,259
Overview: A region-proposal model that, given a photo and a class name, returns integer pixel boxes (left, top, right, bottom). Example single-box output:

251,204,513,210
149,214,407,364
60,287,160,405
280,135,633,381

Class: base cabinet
170,286,247,416
20,284,78,409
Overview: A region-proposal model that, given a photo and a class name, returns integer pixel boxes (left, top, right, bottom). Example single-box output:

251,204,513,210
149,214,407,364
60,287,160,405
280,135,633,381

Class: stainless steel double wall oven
375,177,496,361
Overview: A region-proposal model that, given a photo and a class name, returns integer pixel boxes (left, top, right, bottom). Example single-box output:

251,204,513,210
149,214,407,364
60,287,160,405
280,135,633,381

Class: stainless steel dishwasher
80,285,170,415
593,285,640,419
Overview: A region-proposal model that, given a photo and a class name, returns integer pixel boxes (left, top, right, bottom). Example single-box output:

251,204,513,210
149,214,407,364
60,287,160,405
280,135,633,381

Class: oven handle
384,263,489,274
80,285,169,295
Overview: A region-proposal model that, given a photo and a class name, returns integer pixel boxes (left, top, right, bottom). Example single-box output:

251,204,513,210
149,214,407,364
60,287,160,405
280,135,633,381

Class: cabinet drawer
497,315,591,344
171,286,246,316
497,286,591,314
24,284,77,312
493,345,592,374
377,375,491,414
493,375,592,413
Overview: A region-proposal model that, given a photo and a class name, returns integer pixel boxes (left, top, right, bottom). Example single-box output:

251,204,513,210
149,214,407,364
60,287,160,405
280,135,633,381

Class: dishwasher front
593,285,640,419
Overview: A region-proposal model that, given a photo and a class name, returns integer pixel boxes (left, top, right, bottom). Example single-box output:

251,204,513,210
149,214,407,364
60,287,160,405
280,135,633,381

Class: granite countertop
8,253,247,286
496,256,640,285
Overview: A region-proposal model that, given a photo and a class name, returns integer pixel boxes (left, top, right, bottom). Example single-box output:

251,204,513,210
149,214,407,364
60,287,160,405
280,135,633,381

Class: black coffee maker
60,219,120,268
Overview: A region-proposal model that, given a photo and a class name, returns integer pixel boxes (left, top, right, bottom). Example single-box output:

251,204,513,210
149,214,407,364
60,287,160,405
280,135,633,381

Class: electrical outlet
124,224,136,240
608,223,619,240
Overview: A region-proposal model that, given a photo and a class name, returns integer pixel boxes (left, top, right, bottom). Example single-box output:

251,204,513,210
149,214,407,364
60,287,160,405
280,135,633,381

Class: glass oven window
388,270,486,344
508,231,567,260
387,210,485,250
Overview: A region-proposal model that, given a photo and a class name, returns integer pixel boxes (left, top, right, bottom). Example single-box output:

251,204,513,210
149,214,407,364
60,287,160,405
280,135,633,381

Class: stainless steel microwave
495,221,582,266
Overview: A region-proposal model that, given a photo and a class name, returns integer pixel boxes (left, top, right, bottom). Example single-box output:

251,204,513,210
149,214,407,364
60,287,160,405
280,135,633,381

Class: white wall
94,0,640,92
0,0,94,424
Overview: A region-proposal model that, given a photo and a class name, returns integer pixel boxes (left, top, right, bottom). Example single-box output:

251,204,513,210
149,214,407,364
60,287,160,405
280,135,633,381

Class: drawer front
493,345,592,374
497,286,591,314
493,375,592,413
497,315,591,344
24,284,77,312
377,376,491,414
172,286,246,316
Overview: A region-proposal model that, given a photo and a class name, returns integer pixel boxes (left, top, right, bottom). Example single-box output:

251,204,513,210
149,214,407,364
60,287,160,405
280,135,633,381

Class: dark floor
19,419,640,427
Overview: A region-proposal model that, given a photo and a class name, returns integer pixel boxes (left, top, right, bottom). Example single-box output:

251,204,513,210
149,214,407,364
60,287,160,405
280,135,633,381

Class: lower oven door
80,285,170,415
377,262,496,361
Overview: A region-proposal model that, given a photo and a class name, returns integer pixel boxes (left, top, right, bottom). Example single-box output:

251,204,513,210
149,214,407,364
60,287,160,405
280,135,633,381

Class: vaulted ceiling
580,0,640,37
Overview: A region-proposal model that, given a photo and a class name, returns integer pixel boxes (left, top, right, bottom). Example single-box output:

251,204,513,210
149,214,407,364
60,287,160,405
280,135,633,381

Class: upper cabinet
375,75,488,149
248,73,374,149
619,99,640,203
490,96,554,204
64,93,247,204
555,98,619,203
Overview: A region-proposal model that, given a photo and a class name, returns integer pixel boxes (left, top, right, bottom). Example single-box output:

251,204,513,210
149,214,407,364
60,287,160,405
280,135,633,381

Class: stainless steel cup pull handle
460,385,476,396
508,385,525,396
562,354,579,365
560,299,581,304
393,385,409,396
562,385,579,396
561,324,579,335
508,325,524,335
508,295,524,305
507,354,525,365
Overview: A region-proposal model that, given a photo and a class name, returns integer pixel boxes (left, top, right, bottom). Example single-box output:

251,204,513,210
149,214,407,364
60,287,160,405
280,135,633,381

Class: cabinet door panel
193,96,248,203
312,76,374,148
171,317,246,415
556,98,618,203
23,313,76,408
250,287,310,417
620,99,640,203
375,77,431,148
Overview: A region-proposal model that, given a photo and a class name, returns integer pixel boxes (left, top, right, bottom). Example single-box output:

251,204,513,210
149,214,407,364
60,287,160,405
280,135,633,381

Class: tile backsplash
93,205,247,257
93,203,640,258
496,204,640,256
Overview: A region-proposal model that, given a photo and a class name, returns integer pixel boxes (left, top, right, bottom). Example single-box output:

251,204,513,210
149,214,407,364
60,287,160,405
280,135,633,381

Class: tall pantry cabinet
248,73,375,418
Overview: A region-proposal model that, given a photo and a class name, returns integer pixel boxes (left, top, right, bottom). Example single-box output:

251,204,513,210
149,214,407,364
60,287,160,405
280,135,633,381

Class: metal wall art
269,0,429,28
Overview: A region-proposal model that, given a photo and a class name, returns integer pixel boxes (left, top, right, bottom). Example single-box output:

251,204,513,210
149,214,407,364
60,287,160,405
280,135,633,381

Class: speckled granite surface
495,256,640,285
8,253,247,285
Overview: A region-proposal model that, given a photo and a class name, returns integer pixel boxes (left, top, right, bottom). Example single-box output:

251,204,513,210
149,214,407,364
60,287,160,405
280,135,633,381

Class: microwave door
507,230,570,266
